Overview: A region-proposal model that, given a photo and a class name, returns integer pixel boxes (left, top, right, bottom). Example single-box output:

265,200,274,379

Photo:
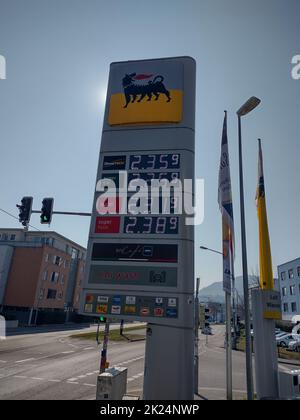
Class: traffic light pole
31,210,92,216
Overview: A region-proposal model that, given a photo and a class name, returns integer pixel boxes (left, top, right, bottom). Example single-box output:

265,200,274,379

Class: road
0,324,298,400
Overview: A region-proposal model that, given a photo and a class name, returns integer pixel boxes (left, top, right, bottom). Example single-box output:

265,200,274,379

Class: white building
278,258,300,321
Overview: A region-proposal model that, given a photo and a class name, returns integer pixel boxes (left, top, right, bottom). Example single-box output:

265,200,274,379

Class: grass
70,325,146,342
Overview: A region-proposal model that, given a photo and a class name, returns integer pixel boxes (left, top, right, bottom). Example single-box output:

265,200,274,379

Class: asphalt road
0,324,298,400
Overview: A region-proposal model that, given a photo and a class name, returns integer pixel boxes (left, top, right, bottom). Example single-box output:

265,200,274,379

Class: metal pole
31,210,91,216
231,252,237,349
100,320,110,373
194,277,200,395
238,115,253,400
225,291,233,400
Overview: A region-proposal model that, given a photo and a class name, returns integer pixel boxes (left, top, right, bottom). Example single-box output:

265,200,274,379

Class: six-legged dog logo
122,73,171,108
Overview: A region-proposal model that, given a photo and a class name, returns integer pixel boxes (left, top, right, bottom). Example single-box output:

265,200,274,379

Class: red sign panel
95,216,121,234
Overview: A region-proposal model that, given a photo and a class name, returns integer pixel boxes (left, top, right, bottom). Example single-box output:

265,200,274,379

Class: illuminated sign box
108,61,183,125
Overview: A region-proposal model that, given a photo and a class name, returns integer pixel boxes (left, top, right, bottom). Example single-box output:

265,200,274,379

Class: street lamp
199,246,223,256
236,96,261,401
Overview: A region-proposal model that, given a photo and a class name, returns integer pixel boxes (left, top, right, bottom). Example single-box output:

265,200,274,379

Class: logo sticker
126,296,136,305
85,295,94,304
125,305,136,314
168,298,177,307
155,297,163,305
111,305,121,315
103,156,126,170
140,307,150,317
84,304,93,313
96,304,108,314
154,307,164,317
166,308,178,318
97,296,109,303
112,295,121,305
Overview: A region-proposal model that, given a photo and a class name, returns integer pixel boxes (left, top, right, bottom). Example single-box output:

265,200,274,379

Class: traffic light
99,316,106,323
205,308,210,328
40,198,54,224
16,196,33,226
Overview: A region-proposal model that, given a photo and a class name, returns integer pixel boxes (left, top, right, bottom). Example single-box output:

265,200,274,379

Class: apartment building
0,228,86,325
278,257,300,321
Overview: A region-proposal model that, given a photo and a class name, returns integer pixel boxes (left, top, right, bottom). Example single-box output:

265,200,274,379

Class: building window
290,285,296,296
47,289,57,300
280,272,286,281
50,272,59,283
288,269,294,279
76,294,80,303
297,267,300,277
57,292,63,300
43,270,48,281
282,287,287,297
2,234,8,241
10,234,16,241
39,289,45,300
81,264,85,273
291,302,297,313
45,254,49,262
64,259,69,269
283,303,288,312
60,274,64,285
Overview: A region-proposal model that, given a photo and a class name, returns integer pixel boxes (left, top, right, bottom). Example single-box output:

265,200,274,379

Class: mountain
198,275,259,303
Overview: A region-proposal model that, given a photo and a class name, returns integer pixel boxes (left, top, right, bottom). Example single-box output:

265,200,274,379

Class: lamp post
200,245,232,400
236,96,261,401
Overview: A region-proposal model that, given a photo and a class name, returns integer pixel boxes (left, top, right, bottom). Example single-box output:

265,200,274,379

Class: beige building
0,228,86,325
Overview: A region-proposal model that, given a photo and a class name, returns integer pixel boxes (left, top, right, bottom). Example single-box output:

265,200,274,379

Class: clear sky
0,0,299,288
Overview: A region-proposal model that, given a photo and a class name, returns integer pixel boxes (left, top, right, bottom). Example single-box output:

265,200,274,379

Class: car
276,334,300,348
202,327,212,335
288,339,300,352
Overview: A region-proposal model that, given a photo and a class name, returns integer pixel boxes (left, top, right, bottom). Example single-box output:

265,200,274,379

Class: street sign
80,57,195,328
262,290,282,320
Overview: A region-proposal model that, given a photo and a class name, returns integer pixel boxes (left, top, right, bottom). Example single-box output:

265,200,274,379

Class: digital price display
91,243,178,263
129,154,180,171
124,216,179,234
128,172,180,185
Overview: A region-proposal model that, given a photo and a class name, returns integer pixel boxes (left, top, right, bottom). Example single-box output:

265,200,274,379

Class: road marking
86,372,95,376
83,347,94,351
61,351,75,354
48,379,61,383
0,360,7,363
15,358,35,363
83,383,96,387
30,377,43,381
66,381,79,385
13,375,27,379
127,372,143,382
67,377,78,382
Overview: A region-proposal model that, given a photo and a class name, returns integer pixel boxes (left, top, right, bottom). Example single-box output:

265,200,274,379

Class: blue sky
0,0,299,288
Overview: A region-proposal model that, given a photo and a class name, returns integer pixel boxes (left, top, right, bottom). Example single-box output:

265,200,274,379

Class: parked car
276,334,300,348
288,339,300,352
202,327,212,335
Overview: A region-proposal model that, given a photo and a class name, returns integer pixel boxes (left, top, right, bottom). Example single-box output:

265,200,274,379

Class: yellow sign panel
109,90,183,126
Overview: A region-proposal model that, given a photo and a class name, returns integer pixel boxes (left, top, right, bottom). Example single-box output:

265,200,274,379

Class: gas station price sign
80,57,195,327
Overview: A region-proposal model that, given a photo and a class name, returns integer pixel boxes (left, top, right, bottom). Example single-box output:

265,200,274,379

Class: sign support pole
225,291,233,400
143,321,195,400
252,289,279,400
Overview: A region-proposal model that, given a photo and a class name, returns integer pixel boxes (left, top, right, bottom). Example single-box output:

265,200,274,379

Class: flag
218,111,235,294
256,139,274,290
